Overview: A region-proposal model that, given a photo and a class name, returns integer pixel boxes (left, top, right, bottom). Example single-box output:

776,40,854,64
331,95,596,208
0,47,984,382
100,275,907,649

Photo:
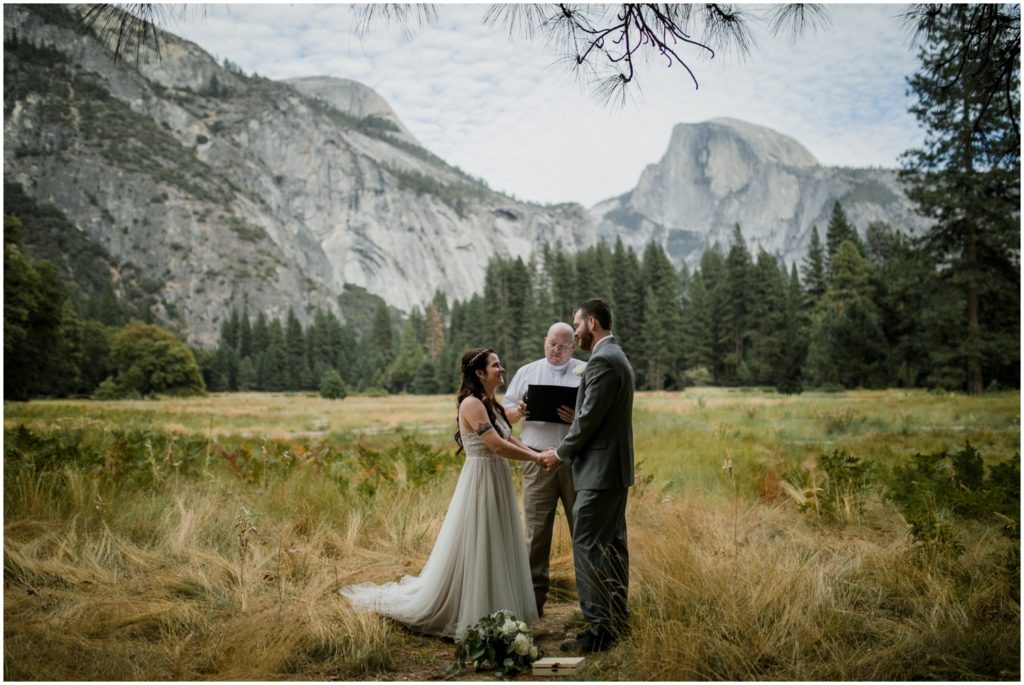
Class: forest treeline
5,199,1018,401
199,200,1018,396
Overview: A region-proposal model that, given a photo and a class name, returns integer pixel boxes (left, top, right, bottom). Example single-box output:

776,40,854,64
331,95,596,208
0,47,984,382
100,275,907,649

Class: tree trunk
962,93,984,395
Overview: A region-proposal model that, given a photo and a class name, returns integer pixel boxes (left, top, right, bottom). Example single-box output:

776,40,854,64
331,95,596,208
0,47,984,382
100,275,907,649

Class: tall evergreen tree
865,221,932,387
611,238,643,361
388,318,425,393
777,263,809,393
252,311,270,363
640,242,683,389
722,225,753,382
369,300,396,377
680,269,713,377
824,201,862,276
261,318,288,391
699,245,730,382
746,249,787,385
285,307,310,390
238,305,253,360
802,225,828,301
902,3,1020,393
425,304,445,361
807,240,887,387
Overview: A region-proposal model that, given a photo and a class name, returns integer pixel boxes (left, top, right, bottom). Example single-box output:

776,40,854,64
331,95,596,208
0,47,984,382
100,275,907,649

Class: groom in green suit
542,298,635,653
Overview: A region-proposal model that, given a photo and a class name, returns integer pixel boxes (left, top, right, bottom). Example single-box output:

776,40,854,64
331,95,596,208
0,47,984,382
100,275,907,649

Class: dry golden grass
3,390,1019,680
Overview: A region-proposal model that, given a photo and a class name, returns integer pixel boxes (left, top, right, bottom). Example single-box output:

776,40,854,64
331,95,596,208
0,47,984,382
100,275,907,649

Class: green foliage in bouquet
446,610,542,679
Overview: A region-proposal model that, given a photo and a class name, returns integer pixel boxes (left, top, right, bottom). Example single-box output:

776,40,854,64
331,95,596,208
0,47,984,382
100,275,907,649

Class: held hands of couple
535,448,561,471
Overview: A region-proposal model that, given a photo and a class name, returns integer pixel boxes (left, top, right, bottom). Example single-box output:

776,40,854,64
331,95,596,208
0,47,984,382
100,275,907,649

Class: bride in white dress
340,347,548,639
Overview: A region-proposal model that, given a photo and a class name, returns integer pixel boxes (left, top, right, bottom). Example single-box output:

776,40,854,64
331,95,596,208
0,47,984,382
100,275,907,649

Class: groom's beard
577,327,594,351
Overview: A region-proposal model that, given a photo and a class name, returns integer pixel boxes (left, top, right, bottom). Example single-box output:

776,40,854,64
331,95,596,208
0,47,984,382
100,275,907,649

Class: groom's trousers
571,487,629,636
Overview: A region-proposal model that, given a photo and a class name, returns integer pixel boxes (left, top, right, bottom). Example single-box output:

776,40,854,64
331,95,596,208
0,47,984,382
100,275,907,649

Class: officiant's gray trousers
571,487,629,635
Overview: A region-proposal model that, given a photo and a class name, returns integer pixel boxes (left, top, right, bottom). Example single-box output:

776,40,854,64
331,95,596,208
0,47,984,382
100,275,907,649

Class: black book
524,384,578,424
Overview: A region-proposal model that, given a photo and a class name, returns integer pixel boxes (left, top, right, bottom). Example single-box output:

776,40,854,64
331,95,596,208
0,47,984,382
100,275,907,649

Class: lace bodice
460,414,510,461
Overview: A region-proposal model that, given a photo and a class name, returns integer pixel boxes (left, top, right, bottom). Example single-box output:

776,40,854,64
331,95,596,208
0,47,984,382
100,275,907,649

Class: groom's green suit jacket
556,336,635,491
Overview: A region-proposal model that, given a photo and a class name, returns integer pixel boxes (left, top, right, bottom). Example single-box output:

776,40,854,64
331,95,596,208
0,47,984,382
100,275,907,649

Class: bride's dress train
340,416,538,639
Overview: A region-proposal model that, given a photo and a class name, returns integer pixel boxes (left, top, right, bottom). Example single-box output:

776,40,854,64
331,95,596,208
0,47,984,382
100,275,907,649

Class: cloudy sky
170,2,925,207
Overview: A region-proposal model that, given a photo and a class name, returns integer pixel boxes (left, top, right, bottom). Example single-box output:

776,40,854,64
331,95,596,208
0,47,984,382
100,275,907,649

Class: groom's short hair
577,298,612,331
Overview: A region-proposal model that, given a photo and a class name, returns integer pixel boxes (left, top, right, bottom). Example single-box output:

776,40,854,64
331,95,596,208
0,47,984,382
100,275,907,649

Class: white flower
517,620,527,632
513,633,531,656
573,363,587,377
529,645,539,660
501,618,518,637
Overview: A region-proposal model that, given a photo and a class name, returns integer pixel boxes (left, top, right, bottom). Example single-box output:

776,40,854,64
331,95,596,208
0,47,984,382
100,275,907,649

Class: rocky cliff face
4,6,927,348
3,4,593,346
592,118,929,268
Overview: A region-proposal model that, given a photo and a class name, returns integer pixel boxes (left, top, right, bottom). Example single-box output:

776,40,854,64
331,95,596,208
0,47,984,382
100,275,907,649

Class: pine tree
680,270,713,378
802,225,827,301
776,263,809,393
902,3,1020,393
387,318,425,393
285,307,310,390
544,243,577,321
640,242,683,389
238,356,258,391
261,318,288,391
252,311,270,362
238,305,253,360
807,241,886,387
369,300,396,376
319,368,347,399
425,304,445,361
722,225,753,382
610,238,643,361
746,249,787,385
698,245,730,382
484,257,516,365
824,201,862,276
865,221,931,387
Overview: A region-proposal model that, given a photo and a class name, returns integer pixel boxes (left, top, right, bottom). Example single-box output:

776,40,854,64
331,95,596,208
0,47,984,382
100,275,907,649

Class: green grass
3,389,1019,680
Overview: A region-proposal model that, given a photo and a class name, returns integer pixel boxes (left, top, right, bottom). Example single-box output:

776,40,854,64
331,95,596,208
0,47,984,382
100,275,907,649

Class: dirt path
369,600,590,681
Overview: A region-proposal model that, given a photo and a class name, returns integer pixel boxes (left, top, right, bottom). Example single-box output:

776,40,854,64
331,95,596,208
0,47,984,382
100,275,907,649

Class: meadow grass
3,389,1019,680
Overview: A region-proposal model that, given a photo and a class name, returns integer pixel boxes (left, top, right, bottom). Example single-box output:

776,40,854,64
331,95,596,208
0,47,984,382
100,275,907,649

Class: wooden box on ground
532,656,585,676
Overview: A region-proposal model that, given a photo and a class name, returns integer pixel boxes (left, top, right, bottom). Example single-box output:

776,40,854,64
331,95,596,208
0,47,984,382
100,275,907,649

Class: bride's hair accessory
465,348,488,368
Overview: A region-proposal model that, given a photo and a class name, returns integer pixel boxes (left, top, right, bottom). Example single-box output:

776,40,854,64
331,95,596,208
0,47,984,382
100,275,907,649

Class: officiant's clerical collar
546,359,572,375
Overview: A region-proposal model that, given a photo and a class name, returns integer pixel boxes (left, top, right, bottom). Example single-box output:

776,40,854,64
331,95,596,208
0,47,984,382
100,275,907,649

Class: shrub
319,369,347,400
886,442,1020,552
92,377,120,400
785,450,874,524
682,366,712,387
111,322,206,397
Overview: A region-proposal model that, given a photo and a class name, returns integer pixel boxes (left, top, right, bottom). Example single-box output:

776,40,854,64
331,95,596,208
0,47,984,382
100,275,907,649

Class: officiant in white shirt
502,321,585,618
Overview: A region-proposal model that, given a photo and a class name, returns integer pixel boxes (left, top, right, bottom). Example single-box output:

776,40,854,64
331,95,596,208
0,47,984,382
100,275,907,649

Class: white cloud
173,2,926,206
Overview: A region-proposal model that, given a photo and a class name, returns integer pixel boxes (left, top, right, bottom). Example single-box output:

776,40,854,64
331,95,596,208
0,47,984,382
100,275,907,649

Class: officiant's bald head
544,322,575,364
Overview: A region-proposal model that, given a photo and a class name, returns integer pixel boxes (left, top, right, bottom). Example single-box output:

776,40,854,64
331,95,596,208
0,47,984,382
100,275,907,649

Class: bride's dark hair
454,347,509,453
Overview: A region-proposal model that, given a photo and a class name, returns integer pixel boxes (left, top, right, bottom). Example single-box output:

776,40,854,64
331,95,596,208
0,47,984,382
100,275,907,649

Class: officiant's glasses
545,340,572,352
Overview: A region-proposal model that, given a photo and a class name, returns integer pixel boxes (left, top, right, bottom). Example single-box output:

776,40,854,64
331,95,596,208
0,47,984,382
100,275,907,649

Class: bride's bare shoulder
459,395,484,413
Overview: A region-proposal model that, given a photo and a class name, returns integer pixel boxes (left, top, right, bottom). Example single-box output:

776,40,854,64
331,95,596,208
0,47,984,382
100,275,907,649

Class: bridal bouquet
447,609,542,678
